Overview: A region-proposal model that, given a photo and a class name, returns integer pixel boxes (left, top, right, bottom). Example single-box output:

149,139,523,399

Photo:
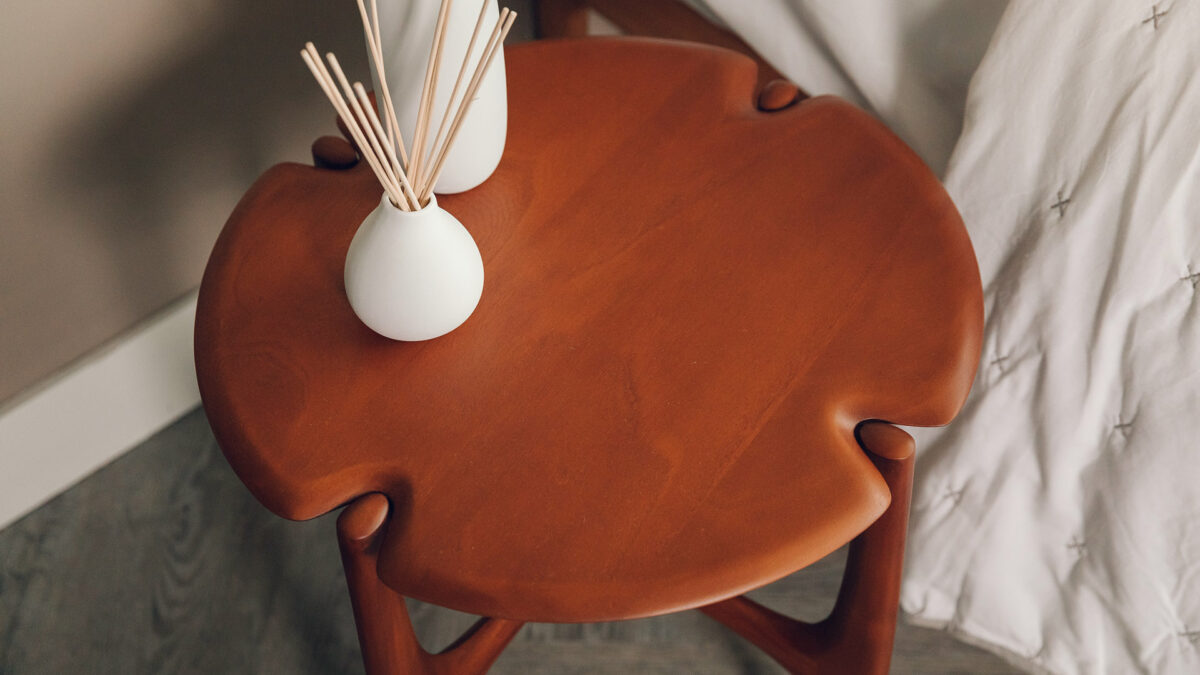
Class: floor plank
0,408,1018,674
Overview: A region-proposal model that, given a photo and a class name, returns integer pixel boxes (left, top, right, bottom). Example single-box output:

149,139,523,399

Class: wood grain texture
0,409,1018,674
0,410,361,675
338,494,525,674
195,38,983,623
698,424,917,674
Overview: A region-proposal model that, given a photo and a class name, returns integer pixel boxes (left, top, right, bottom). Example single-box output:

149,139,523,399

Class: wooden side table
195,38,983,674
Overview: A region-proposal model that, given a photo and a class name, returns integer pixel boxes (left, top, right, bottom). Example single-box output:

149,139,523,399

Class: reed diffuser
369,0,510,193
301,0,517,341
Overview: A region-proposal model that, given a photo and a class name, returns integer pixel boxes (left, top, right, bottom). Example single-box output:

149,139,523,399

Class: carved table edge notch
696,421,915,674
312,135,360,170
337,493,525,675
757,79,807,112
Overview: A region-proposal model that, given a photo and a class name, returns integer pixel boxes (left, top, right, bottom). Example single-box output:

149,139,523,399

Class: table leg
337,494,525,675
534,0,589,38
698,422,915,675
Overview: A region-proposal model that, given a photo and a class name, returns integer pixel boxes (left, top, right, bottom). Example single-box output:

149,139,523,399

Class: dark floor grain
0,408,1018,674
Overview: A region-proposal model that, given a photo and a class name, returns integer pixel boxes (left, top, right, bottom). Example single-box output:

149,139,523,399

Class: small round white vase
370,0,507,194
344,194,484,341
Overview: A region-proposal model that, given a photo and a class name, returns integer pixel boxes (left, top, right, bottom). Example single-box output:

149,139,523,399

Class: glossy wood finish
334,420,917,675
331,421,916,674
196,37,982,622
312,135,360,170
1,411,1023,675
700,423,915,674
196,37,982,672
339,494,525,674
757,80,804,113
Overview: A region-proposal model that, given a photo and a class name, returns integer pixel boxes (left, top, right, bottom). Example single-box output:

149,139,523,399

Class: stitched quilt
902,2,1200,673
698,1,1200,672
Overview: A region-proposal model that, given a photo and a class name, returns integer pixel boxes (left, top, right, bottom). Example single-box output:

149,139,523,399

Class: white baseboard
0,292,201,531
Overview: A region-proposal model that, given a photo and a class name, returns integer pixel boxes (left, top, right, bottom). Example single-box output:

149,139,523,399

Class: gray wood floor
0,408,1019,674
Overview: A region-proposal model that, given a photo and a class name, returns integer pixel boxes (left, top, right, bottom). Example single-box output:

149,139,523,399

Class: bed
539,2,1200,674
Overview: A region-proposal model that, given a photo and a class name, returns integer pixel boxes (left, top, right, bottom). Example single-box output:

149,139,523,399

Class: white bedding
697,1,1200,673
695,0,1007,176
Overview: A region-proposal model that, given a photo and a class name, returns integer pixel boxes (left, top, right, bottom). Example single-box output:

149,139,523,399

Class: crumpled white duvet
696,1,1200,673
694,0,1008,175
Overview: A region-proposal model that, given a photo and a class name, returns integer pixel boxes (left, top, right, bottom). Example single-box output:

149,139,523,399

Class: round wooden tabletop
195,38,983,623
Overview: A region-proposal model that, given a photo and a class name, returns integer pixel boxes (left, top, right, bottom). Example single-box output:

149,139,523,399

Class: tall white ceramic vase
370,0,507,194
344,195,484,341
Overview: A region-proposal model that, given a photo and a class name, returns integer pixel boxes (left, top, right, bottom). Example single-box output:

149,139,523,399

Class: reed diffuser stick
354,0,408,167
410,0,454,183
300,46,405,209
300,1,515,208
416,7,506,197
325,53,412,209
420,9,515,200
417,0,493,190
354,83,420,207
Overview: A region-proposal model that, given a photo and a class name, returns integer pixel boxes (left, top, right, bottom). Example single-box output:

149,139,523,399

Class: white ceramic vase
370,0,507,194
344,194,484,341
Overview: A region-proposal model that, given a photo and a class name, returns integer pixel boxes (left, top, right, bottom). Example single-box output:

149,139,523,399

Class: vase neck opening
378,192,438,215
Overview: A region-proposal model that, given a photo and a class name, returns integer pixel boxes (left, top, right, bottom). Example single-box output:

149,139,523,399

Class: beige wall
0,0,537,406
0,1,380,404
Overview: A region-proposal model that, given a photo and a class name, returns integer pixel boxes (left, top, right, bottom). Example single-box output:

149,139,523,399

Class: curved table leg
534,0,589,38
699,422,916,674
337,494,525,675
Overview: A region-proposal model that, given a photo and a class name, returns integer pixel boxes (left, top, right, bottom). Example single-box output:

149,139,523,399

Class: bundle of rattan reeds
301,0,516,211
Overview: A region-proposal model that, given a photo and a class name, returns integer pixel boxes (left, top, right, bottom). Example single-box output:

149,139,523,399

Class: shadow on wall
50,0,542,310
1,0,366,403
1,0,535,404
45,0,370,311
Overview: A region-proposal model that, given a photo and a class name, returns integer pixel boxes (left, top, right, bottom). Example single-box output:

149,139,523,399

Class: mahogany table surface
195,38,983,624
